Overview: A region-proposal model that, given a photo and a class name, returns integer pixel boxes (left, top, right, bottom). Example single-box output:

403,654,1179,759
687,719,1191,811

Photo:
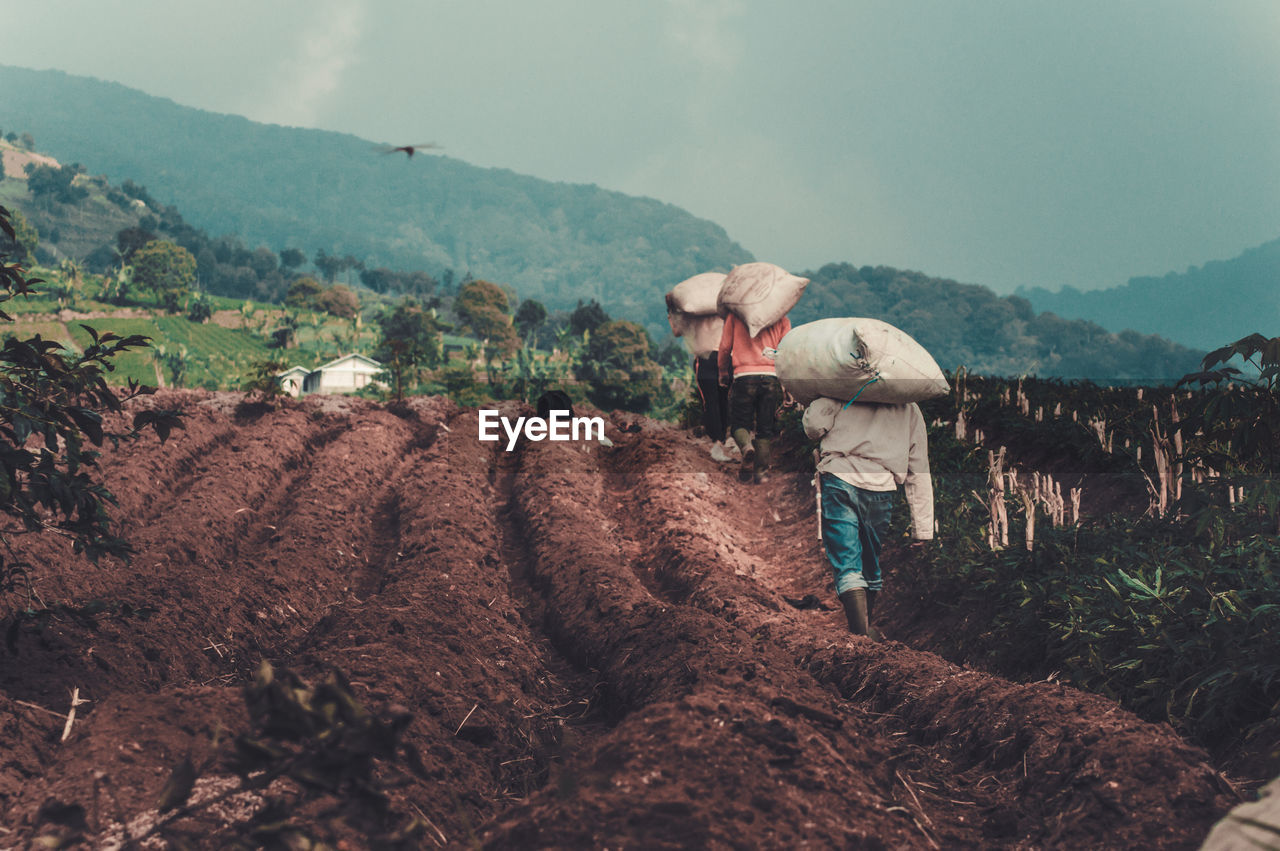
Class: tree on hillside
403,270,437,299
314,250,343,283
285,276,324,309
315,284,360,320
313,250,361,285
373,298,447,402
454,280,519,354
652,338,688,372
117,226,158,262
360,267,399,294
575,319,663,413
249,247,279,278
132,240,197,313
279,247,307,270
25,163,88,206
514,298,548,346
455,280,520,384
341,254,363,286
119,179,157,210
568,299,610,337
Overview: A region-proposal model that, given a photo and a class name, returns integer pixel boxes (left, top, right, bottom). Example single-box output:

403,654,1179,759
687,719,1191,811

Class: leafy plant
373,298,447,402
241,358,292,404
1179,334,1280,533
0,204,183,568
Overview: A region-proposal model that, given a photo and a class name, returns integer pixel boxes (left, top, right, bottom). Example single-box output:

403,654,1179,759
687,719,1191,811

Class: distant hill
1,64,1212,381
0,65,752,332
795,263,1204,381
0,138,151,265
1016,238,1280,351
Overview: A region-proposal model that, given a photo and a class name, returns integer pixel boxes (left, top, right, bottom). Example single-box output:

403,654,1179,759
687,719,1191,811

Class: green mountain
0,65,752,331
795,263,1203,381
1016,238,1280,352
1,65,1211,381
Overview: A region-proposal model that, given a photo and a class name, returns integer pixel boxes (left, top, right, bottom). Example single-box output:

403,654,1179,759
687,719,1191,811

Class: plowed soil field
0,391,1241,848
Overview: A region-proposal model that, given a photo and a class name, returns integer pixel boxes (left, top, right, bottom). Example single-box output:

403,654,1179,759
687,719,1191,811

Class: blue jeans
820,473,894,594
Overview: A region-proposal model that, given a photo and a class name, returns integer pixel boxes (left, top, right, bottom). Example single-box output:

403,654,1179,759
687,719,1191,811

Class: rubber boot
865,589,883,642
752,437,772,484
838,589,871,636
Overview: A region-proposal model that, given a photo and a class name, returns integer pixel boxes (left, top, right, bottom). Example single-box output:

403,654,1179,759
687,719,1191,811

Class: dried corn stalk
986,447,1009,550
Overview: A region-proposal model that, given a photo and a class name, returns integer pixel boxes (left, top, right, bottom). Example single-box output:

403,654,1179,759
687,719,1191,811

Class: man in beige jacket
803,396,934,639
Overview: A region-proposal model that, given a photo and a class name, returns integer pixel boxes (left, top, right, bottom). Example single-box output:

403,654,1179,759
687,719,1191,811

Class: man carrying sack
803,397,933,640
666,273,738,462
775,315,947,639
715,262,807,484
718,310,791,484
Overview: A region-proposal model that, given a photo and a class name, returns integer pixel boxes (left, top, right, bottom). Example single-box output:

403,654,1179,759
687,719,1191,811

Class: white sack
667,272,727,316
1200,774,1280,851
775,317,950,405
716,262,808,337
679,314,726,357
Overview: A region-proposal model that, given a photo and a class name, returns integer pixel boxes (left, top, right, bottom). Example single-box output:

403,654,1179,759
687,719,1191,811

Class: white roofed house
277,365,310,398
276,354,384,397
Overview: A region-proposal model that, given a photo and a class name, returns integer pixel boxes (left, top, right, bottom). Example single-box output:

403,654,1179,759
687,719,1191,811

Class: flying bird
378,143,442,158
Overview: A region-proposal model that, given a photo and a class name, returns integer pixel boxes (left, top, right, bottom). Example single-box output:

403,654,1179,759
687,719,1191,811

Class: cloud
663,0,745,72
249,1,367,128
617,128,908,273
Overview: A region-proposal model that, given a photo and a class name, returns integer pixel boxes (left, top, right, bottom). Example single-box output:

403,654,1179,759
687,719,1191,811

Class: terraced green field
54,317,277,389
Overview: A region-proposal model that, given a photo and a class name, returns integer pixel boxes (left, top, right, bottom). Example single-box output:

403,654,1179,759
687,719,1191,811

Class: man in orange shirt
717,312,792,483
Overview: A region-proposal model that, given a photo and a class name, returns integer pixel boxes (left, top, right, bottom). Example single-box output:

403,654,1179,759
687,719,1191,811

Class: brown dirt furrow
192,403,432,668
609,418,1237,849
0,401,600,846
0,394,240,611
0,394,1250,848
0,398,432,717
97,393,245,527
484,428,935,849
279,404,612,845
5,400,338,605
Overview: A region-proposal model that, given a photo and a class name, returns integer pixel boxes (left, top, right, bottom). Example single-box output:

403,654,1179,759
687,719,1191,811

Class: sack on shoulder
775,317,949,405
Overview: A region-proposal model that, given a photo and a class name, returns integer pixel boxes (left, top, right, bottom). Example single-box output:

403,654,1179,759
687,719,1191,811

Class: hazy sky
4,0,1279,293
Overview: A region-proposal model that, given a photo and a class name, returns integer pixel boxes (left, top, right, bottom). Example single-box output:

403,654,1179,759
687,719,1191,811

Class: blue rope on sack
842,375,881,410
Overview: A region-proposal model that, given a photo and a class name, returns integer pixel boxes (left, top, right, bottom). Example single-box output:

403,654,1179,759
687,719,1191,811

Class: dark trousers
728,374,782,439
694,355,729,442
